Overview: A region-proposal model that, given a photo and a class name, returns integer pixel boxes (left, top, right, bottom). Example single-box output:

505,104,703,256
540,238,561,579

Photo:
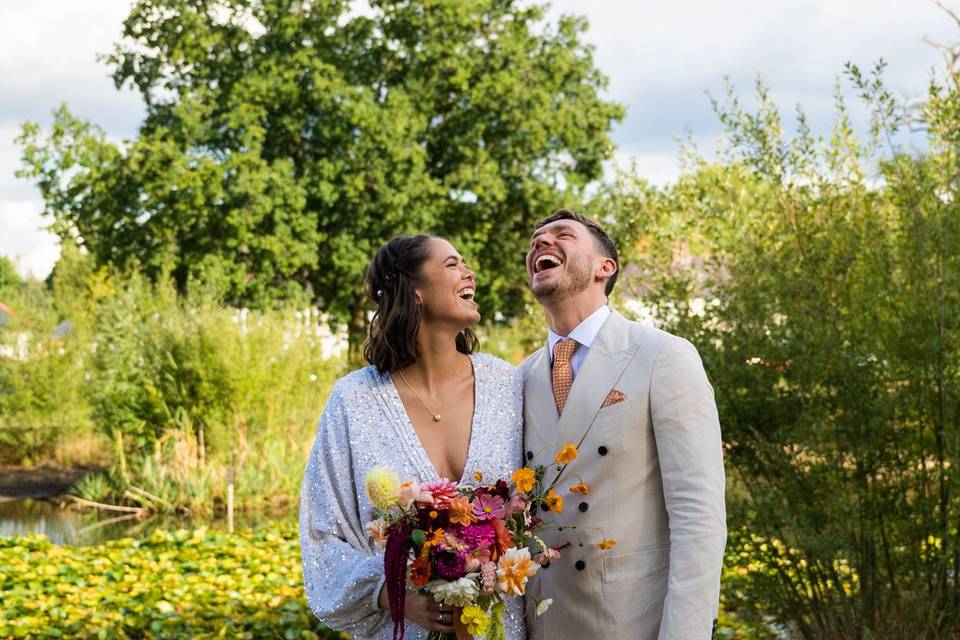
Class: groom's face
526,220,597,302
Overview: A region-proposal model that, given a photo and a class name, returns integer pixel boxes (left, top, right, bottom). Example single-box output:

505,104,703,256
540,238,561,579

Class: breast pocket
596,397,633,421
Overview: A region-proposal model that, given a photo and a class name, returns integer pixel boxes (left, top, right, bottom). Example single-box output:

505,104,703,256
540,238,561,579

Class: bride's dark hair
363,235,479,374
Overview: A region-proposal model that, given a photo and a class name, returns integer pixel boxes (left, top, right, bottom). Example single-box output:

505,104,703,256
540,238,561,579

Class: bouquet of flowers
364,460,561,640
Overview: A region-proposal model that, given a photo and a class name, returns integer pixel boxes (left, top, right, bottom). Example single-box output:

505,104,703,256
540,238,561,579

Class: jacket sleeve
649,336,727,639
299,384,389,637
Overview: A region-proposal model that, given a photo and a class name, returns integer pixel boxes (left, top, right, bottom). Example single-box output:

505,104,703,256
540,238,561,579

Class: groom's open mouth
533,252,564,274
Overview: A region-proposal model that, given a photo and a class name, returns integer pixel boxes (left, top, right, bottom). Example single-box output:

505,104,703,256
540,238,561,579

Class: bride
299,235,526,639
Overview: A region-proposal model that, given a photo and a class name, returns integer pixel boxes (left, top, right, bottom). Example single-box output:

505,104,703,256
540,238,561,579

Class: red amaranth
384,524,413,640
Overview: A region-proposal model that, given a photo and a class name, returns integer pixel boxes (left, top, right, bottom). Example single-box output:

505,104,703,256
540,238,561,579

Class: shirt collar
547,305,611,361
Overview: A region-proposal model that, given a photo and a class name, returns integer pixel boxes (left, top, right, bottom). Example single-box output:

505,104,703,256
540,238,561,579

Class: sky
0,0,955,279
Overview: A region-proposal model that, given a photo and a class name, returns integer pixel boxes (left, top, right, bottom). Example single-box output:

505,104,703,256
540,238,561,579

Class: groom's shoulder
518,346,545,374
614,313,695,354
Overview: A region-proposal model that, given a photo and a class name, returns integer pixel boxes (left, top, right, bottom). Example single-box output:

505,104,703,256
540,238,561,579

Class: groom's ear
595,256,617,282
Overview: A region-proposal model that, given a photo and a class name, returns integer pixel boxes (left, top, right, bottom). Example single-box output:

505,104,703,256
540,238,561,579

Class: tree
17,0,622,354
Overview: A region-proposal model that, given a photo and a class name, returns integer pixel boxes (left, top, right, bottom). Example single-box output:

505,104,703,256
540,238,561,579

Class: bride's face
415,238,480,328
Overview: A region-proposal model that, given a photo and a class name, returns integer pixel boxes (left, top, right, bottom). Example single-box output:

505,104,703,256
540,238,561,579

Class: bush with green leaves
0,277,95,466
595,57,960,638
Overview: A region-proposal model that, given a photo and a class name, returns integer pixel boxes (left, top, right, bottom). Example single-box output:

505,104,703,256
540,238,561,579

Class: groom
521,209,727,639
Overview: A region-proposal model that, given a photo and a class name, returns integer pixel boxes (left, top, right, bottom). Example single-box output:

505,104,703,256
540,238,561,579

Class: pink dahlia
421,478,459,508
472,494,506,521
459,523,496,549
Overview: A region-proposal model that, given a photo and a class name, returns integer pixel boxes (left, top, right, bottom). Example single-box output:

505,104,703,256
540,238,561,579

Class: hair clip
376,288,383,299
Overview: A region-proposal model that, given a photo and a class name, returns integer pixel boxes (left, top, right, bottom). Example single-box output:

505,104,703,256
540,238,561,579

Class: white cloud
607,148,682,187
548,0,952,151
0,199,59,280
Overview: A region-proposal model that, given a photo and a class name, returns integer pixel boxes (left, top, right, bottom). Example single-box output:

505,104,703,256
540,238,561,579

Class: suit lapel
556,311,638,450
524,345,558,448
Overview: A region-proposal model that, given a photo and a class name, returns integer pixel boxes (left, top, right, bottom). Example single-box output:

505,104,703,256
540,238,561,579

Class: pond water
0,498,293,545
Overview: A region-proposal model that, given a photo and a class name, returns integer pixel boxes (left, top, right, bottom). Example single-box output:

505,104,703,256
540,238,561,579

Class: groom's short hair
534,208,619,295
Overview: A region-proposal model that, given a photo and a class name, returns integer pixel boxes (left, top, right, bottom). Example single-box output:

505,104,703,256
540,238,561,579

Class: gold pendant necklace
397,370,446,422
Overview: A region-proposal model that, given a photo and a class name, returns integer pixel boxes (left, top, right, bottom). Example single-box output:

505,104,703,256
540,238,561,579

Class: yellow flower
569,482,590,495
424,528,446,550
474,470,484,483
365,466,401,510
460,604,491,637
496,547,540,596
596,539,617,550
555,443,578,465
544,489,563,513
512,468,536,493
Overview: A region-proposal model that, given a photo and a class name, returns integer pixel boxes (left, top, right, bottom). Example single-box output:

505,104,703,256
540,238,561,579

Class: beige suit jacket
522,310,726,640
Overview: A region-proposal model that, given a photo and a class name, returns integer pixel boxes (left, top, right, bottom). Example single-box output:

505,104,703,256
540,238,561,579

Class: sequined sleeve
299,384,389,637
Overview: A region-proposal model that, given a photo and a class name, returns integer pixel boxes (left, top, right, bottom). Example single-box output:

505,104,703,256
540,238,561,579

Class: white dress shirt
547,304,611,377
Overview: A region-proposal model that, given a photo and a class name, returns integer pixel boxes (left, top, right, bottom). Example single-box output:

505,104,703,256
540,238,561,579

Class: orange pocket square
602,389,626,407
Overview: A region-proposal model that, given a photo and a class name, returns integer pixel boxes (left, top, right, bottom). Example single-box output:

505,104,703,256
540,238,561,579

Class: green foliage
80,268,345,511
474,292,544,364
0,256,23,297
0,523,346,639
0,276,95,466
17,0,622,352
0,244,344,511
597,62,960,638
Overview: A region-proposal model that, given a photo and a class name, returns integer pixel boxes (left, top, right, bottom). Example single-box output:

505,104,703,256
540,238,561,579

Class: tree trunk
348,294,368,367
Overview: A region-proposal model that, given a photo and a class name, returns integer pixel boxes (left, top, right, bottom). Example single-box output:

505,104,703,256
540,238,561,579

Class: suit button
598,445,609,456
541,502,549,512
578,502,588,513
575,560,585,571
526,450,533,461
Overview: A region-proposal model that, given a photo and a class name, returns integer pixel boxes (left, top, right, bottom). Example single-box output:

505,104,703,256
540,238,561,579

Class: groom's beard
529,253,592,303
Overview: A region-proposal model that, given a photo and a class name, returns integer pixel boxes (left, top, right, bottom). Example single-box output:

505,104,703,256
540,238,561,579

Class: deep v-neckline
385,354,480,484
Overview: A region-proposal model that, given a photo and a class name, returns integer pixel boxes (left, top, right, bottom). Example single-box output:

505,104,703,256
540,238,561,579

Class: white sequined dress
299,352,526,640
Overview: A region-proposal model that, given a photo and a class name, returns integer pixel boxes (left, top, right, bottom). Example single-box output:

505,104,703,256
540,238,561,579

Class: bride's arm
299,383,388,637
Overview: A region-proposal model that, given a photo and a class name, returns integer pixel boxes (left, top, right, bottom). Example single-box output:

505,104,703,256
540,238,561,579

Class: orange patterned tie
552,338,577,415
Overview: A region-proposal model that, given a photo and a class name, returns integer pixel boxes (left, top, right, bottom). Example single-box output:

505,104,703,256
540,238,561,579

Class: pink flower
464,543,492,572
534,547,560,566
397,479,434,508
464,555,481,572
481,561,497,594
474,545,492,565
421,479,459,508
460,523,496,549
472,494,506,521
508,491,527,514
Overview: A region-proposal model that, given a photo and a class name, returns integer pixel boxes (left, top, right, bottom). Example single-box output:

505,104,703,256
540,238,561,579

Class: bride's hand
406,593,458,634
378,587,456,634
